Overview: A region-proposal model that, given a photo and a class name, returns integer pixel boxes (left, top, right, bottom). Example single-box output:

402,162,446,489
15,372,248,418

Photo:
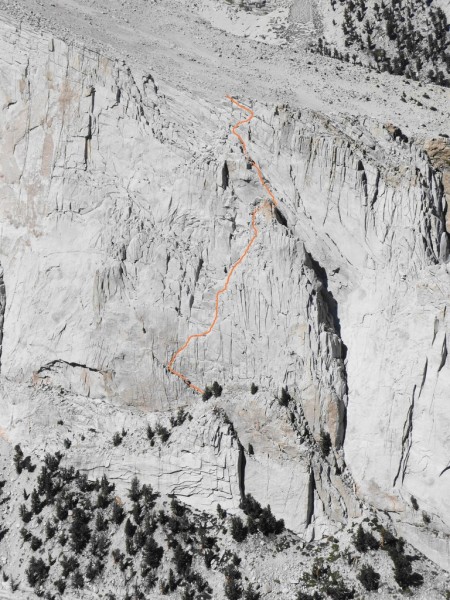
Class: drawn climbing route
167,96,279,394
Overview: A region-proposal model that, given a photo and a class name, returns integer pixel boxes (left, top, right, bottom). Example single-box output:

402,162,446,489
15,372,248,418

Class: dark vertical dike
237,442,246,503
222,161,229,190
84,87,95,170
306,469,316,527
0,267,5,371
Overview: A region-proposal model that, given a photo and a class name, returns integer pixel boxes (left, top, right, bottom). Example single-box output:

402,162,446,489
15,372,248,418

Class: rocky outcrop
0,11,449,570
424,136,450,233
0,265,5,370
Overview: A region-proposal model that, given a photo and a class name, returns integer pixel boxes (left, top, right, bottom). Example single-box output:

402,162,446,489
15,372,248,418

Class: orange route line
167,96,278,395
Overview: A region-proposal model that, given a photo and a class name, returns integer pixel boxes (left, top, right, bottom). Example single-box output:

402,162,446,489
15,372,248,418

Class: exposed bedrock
0,16,449,567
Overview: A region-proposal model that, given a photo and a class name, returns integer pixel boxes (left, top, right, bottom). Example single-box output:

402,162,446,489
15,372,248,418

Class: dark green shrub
30,490,42,515
387,543,424,589
204,549,215,569
240,494,284,536
76,473,95,492
379,526,397,548
90,532,110,559
13,445,24,474
170,497,185,517
202,387,213,401
353,524,379,552
54,580,66,594
259,505,284,536
212,381,223,397
112,432,122,446
319,431,332,456
166,569,178,592
147,425,155,443
223,554,242,579
111,501,125,525
247,515,258,534
181,587,195,600
250,383,258,394
244,583,261,599
96,475,114,508
296,592,323,600
60,554,79,578
64,438,72,449
30,535,42,551
224,577,242,600
357,564,380,591
26,557,49,587
124,518,137,538
187,571,211,593
55,499,68,521
143,513,158,536
19,504,32,523
170,408,189,427
95,511,108,531
142,483,159,510
44,452,62,472
411,496,419,510
240,494,262,519
86,559,103,581
324,577,355,599
20,527,31,542
230,516,248,542
72,570,84,589
69,508,91,553
134,528,146,550
112,548,124,564
279,387,291,406
173,545,192,575
129,476,141,502
37,467,54,499
45,520,56,540
156,423,170,443
58,532,68,546
142,536,164,570
217,504,227,519
132,502,142,526
248,443,254,455
125,536,136,556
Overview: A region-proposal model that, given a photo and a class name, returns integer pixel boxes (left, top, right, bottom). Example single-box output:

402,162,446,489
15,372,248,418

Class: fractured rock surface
0,0,449,585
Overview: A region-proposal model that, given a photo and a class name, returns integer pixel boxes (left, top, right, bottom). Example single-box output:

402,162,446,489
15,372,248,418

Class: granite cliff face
0,2,450,583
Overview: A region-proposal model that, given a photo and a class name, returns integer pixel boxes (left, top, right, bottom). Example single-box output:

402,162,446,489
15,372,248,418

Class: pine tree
72,570,84,589
30,490,41,515
225,577,243,600
70,508,91,553
13,445,24,474
230,516,248,543
173,545,192,575
129,477,141,502
19,504,32,523
26,557,49,587
95,511,108,531
142,536,164,570
45,520,56,540
111,501,125,525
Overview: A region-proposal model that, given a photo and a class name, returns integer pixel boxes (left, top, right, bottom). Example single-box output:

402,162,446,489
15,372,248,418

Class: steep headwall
1,13,449,568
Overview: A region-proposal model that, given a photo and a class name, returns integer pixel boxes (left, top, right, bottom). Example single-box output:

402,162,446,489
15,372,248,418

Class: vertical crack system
0,267,5,372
